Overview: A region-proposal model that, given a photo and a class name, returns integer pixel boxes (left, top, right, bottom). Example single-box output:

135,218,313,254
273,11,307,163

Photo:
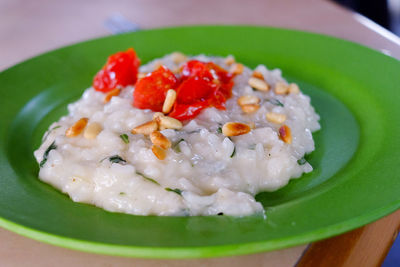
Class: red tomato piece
133,66,178,111
93,48,141,93
168,102,209,121
206,62,234,85
176,77,217,104
181,60,214,81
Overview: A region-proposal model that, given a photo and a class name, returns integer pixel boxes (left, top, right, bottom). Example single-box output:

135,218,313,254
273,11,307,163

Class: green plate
1,26,399,259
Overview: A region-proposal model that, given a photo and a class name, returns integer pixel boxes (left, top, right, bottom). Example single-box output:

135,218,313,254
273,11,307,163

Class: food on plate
34,48,320,216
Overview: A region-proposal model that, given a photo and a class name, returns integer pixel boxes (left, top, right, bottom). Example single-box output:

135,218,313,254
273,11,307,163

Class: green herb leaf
119,192,126,196
42,125,61,142
109,155,126,164
120,134,129,144
217,127,222,134
268,99,284,107
297,157,307,165
165,187,182,195
136,172,160,185
39,141,57,167
173,139,185,153
230,145,236,158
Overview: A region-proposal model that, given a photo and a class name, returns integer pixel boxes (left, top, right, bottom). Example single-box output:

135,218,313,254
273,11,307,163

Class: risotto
34,50,320,216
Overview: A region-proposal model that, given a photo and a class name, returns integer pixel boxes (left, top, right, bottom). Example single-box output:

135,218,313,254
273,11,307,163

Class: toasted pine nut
83,122,103,139
150,131,171,149
279,125,292,144
222,122,251,136
171,52,187,64
237,95,260,106
274,81,289,95
249,122,256,129
131,120,158,135
252,71,264,80
224,55,235,66
157,115,183,130
66,118,88,137
138,72,147,79
151,145,167,160
162,89,177,114
241,104,260,113
266,112,287,124
229,63,244,75
289,83,300,94
248,77,269,91
153,112,165,121
103,88,121,104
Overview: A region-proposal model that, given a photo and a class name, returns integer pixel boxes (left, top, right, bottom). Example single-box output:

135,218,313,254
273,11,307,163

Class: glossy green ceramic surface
0,26,399,258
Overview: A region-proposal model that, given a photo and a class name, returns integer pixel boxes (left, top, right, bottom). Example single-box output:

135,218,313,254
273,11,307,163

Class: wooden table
1,0,400,266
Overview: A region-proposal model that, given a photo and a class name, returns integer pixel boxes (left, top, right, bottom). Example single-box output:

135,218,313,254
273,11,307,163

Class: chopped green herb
136,172,160,185
217,127,222,134
42,125,61,142
297,157,307,165
120,134,129,144
230,145,236,158
39,141,57,167
165,188,182,195
173,139,185,153
248,144,256,150
188,129,201,134
119,192,126,196
109,155,126,164
268,99,284,107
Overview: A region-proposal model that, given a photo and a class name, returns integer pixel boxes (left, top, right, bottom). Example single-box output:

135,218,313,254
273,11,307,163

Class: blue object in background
382,234,400,266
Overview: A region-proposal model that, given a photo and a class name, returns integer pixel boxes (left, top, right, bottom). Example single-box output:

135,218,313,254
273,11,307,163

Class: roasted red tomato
176,77,217,104
168,101,210,121
133,66,178,111
93,48,140,93
168,60,235,121
180,60,214,81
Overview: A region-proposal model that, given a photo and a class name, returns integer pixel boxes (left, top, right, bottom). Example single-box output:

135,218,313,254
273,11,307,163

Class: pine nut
103,88,121,104
274,81,289,95
131,120,158,135
222,122,251,136
249,122,256,129
162,89,177,114
66,118,88,137
224,55,235,66
279,125,292,144
83,122,103,139
150,131,171,149
289,83,300,94
266,112,287,124
171,52,187,64
248,77,269,91
237,95,260,106
241,104,260,113
153,112,165,121
156,115,183,130
252,71,264,80
229,63,244,75
151,145,167,160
